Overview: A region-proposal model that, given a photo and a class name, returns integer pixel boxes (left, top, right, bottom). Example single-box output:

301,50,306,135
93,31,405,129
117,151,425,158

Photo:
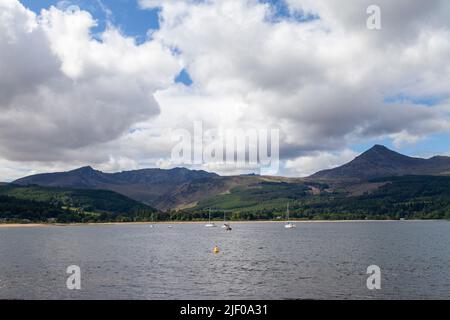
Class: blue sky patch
260,0,319,23
175,69,194,86
384,93,444,107
20,0,160,42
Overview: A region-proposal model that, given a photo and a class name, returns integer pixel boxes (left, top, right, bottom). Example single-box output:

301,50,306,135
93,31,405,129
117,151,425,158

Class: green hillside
0,195,67,222
187,176,450,220
2,176,450,223
0,185,158,223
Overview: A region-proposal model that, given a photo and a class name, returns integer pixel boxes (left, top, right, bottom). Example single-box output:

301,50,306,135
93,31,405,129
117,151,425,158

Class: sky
1,0,450,180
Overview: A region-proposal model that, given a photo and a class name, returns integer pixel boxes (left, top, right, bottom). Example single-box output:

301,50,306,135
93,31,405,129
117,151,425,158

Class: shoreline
0,219,445,228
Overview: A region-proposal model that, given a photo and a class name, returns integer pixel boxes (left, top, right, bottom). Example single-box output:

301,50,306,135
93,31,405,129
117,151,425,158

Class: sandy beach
0,223,49,228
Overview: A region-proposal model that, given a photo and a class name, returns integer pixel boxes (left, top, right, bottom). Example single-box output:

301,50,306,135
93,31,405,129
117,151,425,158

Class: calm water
0,221,449,300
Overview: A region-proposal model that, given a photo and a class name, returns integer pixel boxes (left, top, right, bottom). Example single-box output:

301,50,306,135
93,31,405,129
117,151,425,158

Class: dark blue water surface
0,221,449,300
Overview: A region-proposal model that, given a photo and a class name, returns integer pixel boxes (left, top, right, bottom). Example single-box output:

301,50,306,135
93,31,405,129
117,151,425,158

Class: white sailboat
149,213,155,228
284,203,296,229
205,210,217,227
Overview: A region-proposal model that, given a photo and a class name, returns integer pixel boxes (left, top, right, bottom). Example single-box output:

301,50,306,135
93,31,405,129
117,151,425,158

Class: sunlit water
0,221,449,300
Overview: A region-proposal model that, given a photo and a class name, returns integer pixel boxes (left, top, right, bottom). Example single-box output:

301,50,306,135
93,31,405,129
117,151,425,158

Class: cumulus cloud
285,149,358,177
0,0,180,163
146,0,450,154
287,0,450,42
1,0,450,180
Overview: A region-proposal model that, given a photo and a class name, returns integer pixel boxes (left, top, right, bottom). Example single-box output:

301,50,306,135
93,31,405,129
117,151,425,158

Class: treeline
186,176,450,221
0,185,158,223
0,194,161,223
0,195,66,222
300,176,450,220
2,176,450,223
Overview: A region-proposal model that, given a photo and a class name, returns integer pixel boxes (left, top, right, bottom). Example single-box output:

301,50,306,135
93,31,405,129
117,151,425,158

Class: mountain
12,166,295,210
309,145,450,181
12,145,450,212
13,166,219,209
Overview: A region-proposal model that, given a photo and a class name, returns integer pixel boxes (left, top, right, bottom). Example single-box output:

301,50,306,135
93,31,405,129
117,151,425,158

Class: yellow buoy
213,246,220,254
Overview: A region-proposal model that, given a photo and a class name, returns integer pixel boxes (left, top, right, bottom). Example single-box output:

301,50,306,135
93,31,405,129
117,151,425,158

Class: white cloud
287,0,450,40
285,149,358,177
147,0,450,154
1,0,450,180
0,1,181,164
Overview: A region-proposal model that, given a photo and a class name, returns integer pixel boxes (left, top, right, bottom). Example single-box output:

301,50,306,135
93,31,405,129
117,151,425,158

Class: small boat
205,210,217,227
284,203,296,229
205,223,217,227
221,212,232,230
285,222,296,229
167,225,173,228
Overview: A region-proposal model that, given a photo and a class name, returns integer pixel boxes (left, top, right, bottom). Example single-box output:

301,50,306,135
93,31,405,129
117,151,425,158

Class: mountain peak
309,145,450,181
369,144,391,151
362,144,396,155
356,145,410,162
70,166,97,173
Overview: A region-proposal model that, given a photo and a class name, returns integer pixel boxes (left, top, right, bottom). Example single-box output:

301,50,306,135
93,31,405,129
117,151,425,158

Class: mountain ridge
12,145,450,209
13,167,219,210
